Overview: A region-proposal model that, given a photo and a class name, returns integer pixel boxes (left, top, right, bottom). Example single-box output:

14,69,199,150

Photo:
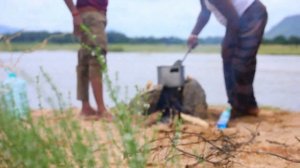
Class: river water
1,51,300,112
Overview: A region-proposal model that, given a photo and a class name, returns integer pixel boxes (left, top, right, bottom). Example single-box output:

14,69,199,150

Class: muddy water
1,51,299,111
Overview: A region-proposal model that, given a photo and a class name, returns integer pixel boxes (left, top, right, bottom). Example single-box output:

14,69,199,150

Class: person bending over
188,0,268,118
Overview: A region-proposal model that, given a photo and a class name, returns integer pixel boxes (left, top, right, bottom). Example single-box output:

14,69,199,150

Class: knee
88,58,104,78
77,65,88,76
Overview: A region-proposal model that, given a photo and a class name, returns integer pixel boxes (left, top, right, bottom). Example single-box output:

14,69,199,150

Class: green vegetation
0,25,169,168
263,35,300,45
108,43,220,53
1,42,300,55
0,107,96,167
0,42,80,52
1,30,300,55
0,54,152,168
2,24,299,168
259,44,300,55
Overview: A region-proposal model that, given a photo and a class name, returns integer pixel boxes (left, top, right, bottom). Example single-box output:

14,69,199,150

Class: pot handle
170,47,193,72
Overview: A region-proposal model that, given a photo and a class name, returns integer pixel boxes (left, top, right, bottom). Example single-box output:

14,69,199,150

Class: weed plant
0,26,155,168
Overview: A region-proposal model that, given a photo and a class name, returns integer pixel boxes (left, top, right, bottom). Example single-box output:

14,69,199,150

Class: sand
31,107,300,168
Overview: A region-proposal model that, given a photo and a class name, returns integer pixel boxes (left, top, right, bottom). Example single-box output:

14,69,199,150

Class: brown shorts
76,11,107,101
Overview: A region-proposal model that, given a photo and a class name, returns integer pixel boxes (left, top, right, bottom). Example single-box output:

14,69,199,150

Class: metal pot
157,65,185,87
157,47,194,87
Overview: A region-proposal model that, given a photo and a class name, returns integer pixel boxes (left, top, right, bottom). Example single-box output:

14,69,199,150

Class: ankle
97,106,107,113
82,101,91,108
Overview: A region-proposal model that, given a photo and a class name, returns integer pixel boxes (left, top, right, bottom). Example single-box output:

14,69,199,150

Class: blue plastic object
2,72,29,117
217,107,231,130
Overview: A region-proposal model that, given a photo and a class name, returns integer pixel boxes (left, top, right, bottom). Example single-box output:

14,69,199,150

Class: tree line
2,31,300,45
263,35,300,45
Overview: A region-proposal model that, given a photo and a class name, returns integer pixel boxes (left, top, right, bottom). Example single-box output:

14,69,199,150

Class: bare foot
79,106,102,121
80,106,97,116
96,111,114,122
230,107,260,119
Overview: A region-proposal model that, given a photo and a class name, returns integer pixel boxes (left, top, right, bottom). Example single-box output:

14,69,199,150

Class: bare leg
80,100,97,116
90,74,113,121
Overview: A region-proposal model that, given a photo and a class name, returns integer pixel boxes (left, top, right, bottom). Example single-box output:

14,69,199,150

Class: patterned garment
222,0,268,113
76,11,107,101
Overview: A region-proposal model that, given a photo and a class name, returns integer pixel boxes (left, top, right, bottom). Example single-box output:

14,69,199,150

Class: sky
0,0,299,38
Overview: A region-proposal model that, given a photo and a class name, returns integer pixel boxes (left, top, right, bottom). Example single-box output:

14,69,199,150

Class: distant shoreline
1,43,300,55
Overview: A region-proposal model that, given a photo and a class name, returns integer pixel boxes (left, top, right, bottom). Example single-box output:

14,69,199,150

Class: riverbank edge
1,43,300,55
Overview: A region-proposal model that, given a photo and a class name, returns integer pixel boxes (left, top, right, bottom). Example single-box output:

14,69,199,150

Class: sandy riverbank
30,107,300,167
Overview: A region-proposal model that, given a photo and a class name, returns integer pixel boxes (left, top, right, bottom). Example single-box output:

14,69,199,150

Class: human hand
72,11,83,38
187,34,198,49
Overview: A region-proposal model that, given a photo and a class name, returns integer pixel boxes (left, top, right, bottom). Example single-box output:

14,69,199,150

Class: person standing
64,0,112,120
188,0,268,118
